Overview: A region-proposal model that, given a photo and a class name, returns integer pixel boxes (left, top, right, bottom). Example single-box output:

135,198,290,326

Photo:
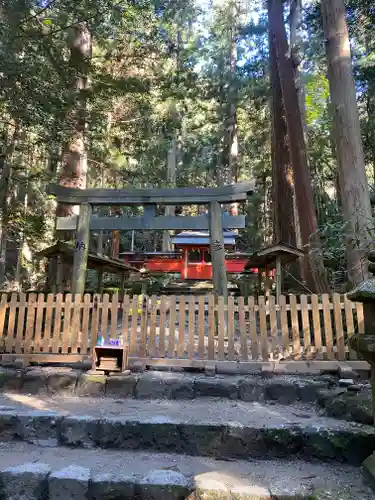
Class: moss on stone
347,278,375,302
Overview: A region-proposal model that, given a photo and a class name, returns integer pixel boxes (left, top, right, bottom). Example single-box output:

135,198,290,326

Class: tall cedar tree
268,0,329,293
321,0,372,286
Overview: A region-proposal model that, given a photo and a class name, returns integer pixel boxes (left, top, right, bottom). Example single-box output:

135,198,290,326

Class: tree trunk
269,20,303,289
162,135,177,252
268,0,329,293
321,0,372,286
56,22,91,289
228,7,239,216
0,124,20,288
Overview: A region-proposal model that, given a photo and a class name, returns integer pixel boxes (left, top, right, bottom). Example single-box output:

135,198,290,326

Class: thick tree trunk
321,0,372,286
0,125,20,288
268,0,329,293
56,22,91,289
162,135,177,252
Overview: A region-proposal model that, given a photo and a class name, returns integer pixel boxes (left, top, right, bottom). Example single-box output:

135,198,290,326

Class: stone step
0,395,375,465
0,441,373,499
1,367,345,405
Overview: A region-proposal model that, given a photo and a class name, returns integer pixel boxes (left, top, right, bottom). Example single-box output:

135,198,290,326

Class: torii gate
49,182,254,297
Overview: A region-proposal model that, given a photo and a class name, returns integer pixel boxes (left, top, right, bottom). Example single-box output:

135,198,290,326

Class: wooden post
72,203,92,295
276,256,282,303
56,255,63,293
97,270,103,294
120,271,127,300
208,201,228,299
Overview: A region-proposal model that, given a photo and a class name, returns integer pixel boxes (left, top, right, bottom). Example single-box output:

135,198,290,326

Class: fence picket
279,295,289,359
178,296,186,358
158,295,167,357
258,296,268,361
289,294,300,360
43,294,54,353
71,294,83,353
238,296,247,361
130,295,139,356
81,294,91,355
149,295,157,357
227,296,235,360
52,294,63,353
15,294,26,353
322,294,334,359
249,296,258,360
207,294,215,359
33,294,45,352
62,294,72,354
6,293,17,352
25,293,37,354
217,296,225,361
198,296,205,359
311,294,322,359
188,295,196,359
333,293,345,360
167,296,176,357
110,294,119,342
121,295,130,347
101,294,110,343
344,295,356,360
90,294,101,352
268,296,278,360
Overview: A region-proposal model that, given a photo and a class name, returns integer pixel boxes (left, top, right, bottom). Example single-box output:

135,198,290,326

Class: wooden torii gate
49,182,254,297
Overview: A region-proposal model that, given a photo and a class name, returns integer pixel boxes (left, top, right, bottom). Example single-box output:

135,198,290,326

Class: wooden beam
209,201,228,299
48,181,254,205
72,203,91,295
56,214,247,231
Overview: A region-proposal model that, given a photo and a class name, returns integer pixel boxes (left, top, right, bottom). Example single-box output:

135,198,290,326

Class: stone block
260,364,274,378
363,451,375,491
18,413,60,446
237,362,262,375
0,413,20,441
339,365,356,380
90,472,136,499
59,415,98,448
135,373,170,399
139,469,191,500
76,373,107,397
204,363,216,377
164,373,195,400
0,462,51,500
194,377,239,399
106,374,138,398
231,484,272,499
47,370,80,395
265,380,298,404
20,369,48,395
49,465,90,500
215,361,239,374
0,368,23,392
296,379,328,403
132,361,146,373
238,378,264,402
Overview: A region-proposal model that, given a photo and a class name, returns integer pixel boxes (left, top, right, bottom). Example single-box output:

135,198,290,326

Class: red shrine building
120,230,253,280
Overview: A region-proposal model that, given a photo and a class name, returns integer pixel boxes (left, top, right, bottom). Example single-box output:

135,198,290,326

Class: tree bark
56,22,91,289
268,0,329,293
0,124,20,288
321,0,372,286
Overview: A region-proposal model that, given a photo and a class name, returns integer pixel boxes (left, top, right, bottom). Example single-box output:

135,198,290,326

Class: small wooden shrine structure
245,241,304,301
49,182,253,298
120,229,252,280
38,241,141,293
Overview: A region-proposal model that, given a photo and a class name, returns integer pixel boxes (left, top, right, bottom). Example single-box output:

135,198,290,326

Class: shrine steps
0,442,373,499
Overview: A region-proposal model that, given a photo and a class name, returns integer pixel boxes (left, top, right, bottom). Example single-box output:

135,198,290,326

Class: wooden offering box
93,345,129,374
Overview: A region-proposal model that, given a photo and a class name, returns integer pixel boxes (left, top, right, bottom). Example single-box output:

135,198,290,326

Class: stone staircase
0,367,374,499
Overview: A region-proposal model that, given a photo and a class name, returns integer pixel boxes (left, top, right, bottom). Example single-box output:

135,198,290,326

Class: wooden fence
0,293,365,362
